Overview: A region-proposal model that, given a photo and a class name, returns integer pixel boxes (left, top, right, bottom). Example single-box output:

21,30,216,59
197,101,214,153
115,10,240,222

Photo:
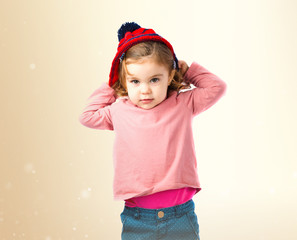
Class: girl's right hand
178,60,189,77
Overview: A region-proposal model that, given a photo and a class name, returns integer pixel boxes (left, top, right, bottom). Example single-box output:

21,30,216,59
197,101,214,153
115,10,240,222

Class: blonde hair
112,41,191,96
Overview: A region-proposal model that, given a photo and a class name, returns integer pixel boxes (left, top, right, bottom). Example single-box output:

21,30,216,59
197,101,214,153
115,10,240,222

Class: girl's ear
168,70,175,85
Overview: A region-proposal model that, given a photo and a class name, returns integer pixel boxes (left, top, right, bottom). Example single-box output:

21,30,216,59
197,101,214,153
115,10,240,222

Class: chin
140,105,153,110
138,103,156,110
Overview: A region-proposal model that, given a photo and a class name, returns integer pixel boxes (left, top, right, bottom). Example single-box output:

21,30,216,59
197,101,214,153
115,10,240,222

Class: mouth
140,99,153,104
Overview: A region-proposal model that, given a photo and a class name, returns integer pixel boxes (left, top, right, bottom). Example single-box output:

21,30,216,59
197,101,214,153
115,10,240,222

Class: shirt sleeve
78,82,116,130
182,62,227,116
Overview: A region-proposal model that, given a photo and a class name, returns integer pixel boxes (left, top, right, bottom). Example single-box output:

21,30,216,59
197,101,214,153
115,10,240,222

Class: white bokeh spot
24,163,36,174
30,63,36,70
269,187,276,195
80,188,91,199
5,182,12,190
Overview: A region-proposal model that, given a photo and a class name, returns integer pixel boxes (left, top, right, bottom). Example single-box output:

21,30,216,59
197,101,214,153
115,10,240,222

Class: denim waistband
121,199,195,221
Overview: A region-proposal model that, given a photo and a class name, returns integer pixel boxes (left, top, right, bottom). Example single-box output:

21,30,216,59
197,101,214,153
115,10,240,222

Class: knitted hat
108,22,179,87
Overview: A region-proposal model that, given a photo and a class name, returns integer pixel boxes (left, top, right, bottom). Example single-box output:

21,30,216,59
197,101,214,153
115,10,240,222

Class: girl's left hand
178,60,189,77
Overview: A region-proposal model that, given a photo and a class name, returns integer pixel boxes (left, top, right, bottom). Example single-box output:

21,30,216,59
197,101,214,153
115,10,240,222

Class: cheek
160,84,169,94
126,87,137,98
156,86,168,100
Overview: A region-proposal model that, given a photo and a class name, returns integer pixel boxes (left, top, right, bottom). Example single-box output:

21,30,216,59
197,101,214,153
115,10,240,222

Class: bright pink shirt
125,187,200,209
79,62,226,201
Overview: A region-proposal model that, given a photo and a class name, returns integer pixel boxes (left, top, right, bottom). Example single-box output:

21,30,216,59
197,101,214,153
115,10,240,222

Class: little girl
79,22,226,240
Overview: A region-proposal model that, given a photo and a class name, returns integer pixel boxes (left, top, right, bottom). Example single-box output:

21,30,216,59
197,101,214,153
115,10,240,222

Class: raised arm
182,61,227,116
78,83,117,130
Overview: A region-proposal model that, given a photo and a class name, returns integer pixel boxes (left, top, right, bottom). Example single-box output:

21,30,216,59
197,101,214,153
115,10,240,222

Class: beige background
1,0,296,239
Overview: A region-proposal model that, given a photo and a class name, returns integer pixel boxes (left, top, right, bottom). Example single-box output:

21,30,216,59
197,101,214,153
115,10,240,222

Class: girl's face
125,58,173,110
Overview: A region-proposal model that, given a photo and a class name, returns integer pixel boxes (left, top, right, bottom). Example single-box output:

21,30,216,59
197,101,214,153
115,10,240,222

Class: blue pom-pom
118,22,141,41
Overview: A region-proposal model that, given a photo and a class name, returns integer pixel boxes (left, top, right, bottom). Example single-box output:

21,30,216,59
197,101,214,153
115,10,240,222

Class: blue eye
151,78,159,83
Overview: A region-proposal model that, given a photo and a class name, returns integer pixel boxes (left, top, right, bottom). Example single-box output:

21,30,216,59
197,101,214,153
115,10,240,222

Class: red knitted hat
108,22,179,87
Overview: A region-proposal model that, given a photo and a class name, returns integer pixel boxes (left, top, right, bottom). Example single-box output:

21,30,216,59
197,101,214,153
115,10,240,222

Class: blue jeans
120,199,200,240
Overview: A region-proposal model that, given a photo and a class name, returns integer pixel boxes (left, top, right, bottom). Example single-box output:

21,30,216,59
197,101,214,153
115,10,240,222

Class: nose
140,83,151,94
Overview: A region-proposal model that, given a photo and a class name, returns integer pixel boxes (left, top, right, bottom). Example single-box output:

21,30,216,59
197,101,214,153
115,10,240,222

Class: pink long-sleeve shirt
79,62,226,201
